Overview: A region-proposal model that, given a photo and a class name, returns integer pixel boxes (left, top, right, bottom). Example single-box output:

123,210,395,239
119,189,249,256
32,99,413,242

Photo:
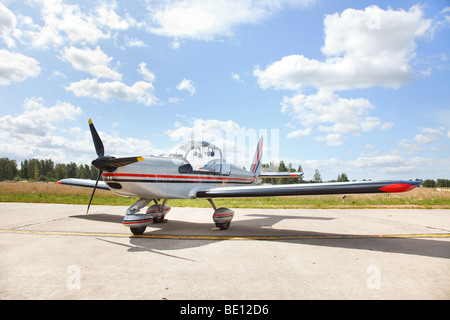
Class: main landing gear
207,199,234,230
122,198,235,235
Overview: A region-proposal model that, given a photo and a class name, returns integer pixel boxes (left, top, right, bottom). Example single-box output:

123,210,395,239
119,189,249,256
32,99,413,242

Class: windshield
165,141,223,172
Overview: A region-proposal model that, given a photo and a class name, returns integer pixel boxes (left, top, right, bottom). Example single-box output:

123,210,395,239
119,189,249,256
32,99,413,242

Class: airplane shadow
71,213,450,260
71,213,124,224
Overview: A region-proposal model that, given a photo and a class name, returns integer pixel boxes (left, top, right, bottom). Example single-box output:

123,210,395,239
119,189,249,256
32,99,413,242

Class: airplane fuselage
101,156,258,199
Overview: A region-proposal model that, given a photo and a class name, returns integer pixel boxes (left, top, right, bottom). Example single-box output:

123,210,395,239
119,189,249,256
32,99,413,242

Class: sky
0,0,449,181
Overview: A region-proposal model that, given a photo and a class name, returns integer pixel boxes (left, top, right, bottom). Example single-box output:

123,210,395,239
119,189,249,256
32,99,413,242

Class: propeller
86,169,102,215
89,118,104,157
86,118,143,214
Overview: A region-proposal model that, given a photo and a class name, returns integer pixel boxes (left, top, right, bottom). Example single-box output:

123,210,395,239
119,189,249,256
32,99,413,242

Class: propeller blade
91,156,144,172
107,156,144,168
86,170,102,214
88,118,105,157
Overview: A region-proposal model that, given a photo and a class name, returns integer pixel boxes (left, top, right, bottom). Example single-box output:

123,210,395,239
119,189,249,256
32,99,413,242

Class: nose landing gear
123,199,171,235
146,199,171,223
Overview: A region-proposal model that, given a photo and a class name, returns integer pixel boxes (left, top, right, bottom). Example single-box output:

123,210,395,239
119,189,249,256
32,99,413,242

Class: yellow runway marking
1,229,449,240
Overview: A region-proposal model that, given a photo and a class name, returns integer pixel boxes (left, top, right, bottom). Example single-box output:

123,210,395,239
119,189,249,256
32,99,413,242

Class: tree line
261,161,350,185
1,157,449,187
0,157,100,182
421,179,450,188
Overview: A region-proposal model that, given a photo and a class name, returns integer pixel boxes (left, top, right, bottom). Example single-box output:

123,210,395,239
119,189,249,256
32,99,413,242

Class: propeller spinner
86,119,143,214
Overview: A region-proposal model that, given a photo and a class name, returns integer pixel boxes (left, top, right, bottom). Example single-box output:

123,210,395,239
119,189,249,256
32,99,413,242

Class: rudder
250,136,263,175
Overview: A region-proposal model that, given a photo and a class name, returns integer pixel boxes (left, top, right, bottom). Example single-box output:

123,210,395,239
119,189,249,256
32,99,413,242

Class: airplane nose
92,156,117,172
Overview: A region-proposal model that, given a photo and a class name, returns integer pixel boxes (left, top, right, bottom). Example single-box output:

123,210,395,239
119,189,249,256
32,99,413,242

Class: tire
130,226,146,235
215,222,230,230
153,216,165,223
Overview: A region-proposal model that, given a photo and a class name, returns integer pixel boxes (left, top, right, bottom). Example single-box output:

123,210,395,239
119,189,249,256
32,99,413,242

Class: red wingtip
57,181,62,184
379,183,417,193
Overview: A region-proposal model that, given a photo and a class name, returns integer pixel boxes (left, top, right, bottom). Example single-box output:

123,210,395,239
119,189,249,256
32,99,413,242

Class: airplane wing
58,178,110,191
196,180,422,198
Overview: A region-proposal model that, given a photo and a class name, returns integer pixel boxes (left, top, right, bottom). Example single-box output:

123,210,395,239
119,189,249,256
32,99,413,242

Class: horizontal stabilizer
259,172,304,178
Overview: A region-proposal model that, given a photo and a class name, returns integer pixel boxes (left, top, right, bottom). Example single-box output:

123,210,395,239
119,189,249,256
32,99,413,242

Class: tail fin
250,136,263,175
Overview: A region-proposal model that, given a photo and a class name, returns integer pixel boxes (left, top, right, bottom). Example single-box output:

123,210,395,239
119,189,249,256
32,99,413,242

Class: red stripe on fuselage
102,172,254,182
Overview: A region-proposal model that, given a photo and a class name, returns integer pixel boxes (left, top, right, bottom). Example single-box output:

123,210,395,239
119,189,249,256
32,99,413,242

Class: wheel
130,226,146,235
146,204,170,223
215,221,230,230
152,215,166,223
212,207,234,230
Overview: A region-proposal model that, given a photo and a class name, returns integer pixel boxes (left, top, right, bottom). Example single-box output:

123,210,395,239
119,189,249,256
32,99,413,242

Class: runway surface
0,203,449,299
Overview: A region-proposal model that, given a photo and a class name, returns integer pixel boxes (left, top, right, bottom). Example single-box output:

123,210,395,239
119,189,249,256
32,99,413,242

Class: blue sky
0,0,449,181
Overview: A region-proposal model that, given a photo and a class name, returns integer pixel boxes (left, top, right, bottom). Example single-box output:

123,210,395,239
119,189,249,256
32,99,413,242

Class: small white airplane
59,119,422,235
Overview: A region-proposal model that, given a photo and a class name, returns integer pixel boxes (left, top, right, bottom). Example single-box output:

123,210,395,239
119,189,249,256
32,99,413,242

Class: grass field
1,181,449,209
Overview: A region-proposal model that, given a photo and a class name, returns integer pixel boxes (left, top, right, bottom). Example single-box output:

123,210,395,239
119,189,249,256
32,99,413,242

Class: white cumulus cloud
177,78,196,95
62,46,122,80
29,0,108,48
0,49,41,85
146,0,314,41
254,5,431,145
138,62,156,82
23,0,138,49
0,2,17,47
254,5,432,91
66,78,159,106
282,89,391,136
414,133,439,144
0,97,82,139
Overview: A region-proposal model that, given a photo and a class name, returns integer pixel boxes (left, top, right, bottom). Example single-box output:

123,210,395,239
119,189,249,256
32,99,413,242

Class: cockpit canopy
165,141,227,174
